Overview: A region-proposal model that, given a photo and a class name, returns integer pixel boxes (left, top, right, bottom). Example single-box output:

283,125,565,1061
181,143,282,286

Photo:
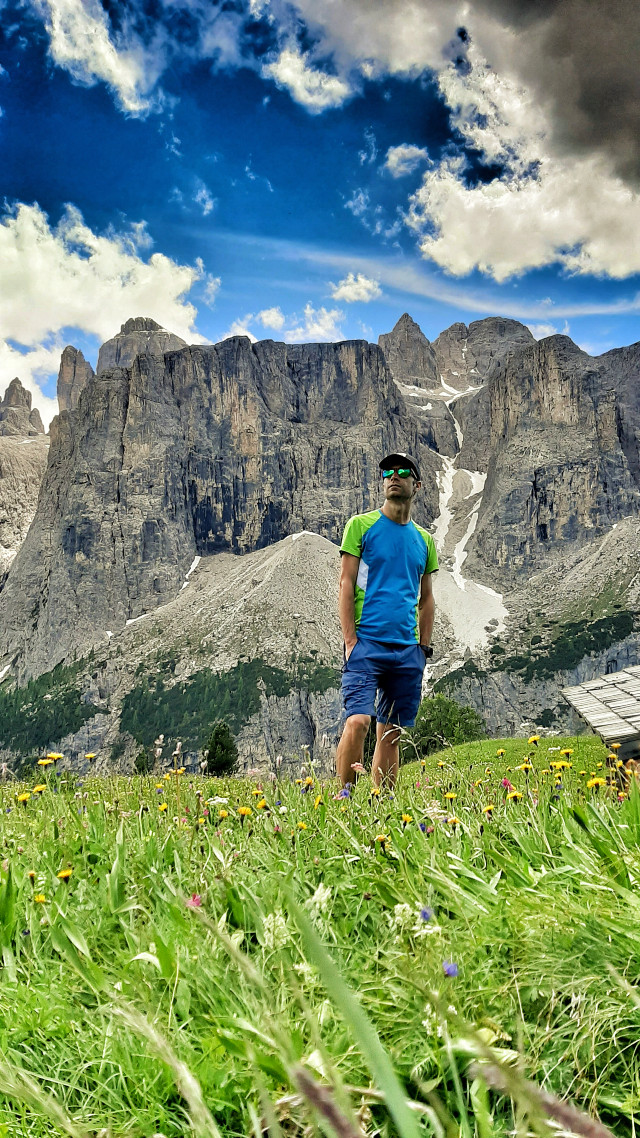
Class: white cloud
194,179,216,216
202,274,221,307
385,144,429,178
220,316,257,342
262,47,353,112
0,201,206,426
330,272,381,302
257,307,285,330
405,49,640,280
38,0,165,114
527,320,571,340
285,303,345,342
358,127,377,166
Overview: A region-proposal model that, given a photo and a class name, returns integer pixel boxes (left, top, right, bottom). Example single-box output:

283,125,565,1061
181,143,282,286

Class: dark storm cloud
475,0,640,182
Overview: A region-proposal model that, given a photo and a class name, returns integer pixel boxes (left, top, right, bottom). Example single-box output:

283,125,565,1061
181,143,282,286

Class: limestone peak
120,317,164,334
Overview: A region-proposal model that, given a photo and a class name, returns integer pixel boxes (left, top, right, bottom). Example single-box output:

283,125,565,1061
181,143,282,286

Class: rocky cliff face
96,316,187,372
0,331,442,679
57,347,94,413
0,379,45,437
378,313,438,385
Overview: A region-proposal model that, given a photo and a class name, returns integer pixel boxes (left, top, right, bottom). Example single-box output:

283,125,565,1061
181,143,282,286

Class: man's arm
338,553,360,658
418,571,435,646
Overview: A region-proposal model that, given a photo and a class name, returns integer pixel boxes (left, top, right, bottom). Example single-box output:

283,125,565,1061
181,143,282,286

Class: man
336,453,438,789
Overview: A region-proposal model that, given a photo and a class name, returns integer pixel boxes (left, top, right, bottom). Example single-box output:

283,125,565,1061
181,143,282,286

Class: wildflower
443,961,459,977
197,817,205,825
507,791,523,801
334,787,350,799
418,822,426,832
279,805,287,814
444,791,457,800
37,759,54,767
447,816,460,826
306,883,331,921
483,804,494,814
401,813,413,825
27,870,35,880
370,787,380,797
295,779,303,786
597,762,603,769
57,868,73,880
297,822,307,830
350,763,365,774
618,792,628,801
496,749,505,757
587,777,606,789
219,809,228,819
252,788,264,796
85,753,96,760
163,773,171,781
158,803,168,812
305,776,315,785
501,778,512,788
579,770,587,776
314,795,323,809
517,763,533,772
616,759,624,768
256,799,268,810
560,748,574,757
186,894,202,909
238,806,253,817
611,742,622,751
375,834,389,845
263,911,289,949
34,894,46,904
17,793,30,804
419,907,433,922
420,759,426,768
528,736,540,745
473,779,483,787
437,761,445,768
32,785,46,794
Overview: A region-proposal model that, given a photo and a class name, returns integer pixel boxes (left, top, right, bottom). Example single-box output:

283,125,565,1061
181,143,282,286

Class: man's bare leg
336,714,370,786
371,720,401,790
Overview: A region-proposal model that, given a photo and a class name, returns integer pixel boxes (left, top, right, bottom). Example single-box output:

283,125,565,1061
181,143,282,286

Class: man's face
382,467,420,501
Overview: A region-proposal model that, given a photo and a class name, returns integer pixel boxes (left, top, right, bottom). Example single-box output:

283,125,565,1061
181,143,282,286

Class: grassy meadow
1,735,639,1137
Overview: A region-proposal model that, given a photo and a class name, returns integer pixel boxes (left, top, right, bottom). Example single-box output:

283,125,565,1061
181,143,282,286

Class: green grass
0,734,639,1136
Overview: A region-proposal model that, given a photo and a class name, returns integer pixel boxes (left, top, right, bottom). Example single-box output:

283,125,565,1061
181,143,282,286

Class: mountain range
0,312,637,773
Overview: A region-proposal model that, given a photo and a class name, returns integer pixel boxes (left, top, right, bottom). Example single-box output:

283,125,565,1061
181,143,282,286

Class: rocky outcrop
0,379,45,437
378,313,438,386
0,335,442,679
96,316,187,373
432,317,535,390
57,347,94,413
465,335,640,585
0,434,49,580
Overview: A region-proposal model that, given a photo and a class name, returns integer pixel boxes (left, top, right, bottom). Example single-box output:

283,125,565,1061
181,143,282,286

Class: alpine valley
0,313,638,775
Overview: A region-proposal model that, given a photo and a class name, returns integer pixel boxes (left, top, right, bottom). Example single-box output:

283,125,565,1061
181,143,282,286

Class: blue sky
1,0,639,423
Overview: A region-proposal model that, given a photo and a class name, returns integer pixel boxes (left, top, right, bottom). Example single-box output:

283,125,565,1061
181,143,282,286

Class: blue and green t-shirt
340,509,438,645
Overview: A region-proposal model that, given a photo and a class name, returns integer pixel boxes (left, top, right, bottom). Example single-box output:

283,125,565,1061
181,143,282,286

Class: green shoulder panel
412,521,439,573
340,510,382,557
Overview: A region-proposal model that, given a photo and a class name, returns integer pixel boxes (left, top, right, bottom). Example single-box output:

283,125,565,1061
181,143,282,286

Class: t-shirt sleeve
340,516,363,558
425,535,439,574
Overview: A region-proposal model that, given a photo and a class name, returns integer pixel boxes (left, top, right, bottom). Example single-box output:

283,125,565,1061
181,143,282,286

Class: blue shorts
341,638,426,728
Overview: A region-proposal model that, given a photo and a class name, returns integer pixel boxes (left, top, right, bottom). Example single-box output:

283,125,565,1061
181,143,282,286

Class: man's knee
345,713,370,737
377,721,401,745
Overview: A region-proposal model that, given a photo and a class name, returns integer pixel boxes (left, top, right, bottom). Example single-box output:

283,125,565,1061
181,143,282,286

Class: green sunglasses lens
382,468,412,478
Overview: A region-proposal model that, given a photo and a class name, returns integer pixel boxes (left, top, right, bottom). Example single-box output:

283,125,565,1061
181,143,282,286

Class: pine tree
203,721,239,776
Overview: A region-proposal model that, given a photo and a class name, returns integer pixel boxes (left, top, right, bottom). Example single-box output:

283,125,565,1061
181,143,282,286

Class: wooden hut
562,664,640,760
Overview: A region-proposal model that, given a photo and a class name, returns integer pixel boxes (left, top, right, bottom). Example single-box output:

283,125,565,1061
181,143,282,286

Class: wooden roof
562,664,640,744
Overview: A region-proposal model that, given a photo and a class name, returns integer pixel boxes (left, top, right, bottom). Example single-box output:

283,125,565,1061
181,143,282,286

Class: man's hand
344,636,358,661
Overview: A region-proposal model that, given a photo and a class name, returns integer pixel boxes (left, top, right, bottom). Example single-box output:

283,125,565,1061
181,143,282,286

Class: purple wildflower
420,907,433,922
443,961,458,977
418,822,426,832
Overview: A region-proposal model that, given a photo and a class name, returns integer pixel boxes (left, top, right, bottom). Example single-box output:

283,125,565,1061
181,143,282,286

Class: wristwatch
420,644,434,659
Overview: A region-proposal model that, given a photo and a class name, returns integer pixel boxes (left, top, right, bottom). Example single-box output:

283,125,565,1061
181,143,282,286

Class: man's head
379,453,421,502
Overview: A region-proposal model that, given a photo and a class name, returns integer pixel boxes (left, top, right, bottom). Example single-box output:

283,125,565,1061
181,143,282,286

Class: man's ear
413,480,422,495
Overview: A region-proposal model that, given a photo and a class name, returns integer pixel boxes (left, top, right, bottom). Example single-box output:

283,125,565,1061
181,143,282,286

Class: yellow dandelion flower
219,809,228,819
474,779,483,787
370,787,380,797
314,795,323,809
37,759,53,767
238,806,252,817
444,792,457,800
256,799,268,810
483,804,494,813
611,742,622,750
517,763,533,772
401,813,413,824
420,759,426,768
304,776,314,786
57,867,73,880
34,894,46,903
375,834,389,843
155,784,163,789
340,804,347,812
541,768,551,774
618,792,628,800
437,761,446,768
163,772,171,780
294,779,303,785
507,791,523,800
17,793,30,803
586,777,606,789
297,821,307,830
32,785,46,794
158,803,168,812
496,749,505,756
579,770,587,776
528,735,540,745
597,762,603,769
27,870,35,880
252,788,263,796
447,816,460,825
198,817,205,825
616,759,624,768
85,753,96,759
560,748,574,757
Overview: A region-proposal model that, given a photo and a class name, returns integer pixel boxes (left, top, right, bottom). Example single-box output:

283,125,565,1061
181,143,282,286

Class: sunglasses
381,467,413,479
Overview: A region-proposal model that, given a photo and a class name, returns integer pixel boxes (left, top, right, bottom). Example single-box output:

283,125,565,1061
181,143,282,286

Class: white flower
263,911,289,950
279,805,288,814
305,883,331,922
